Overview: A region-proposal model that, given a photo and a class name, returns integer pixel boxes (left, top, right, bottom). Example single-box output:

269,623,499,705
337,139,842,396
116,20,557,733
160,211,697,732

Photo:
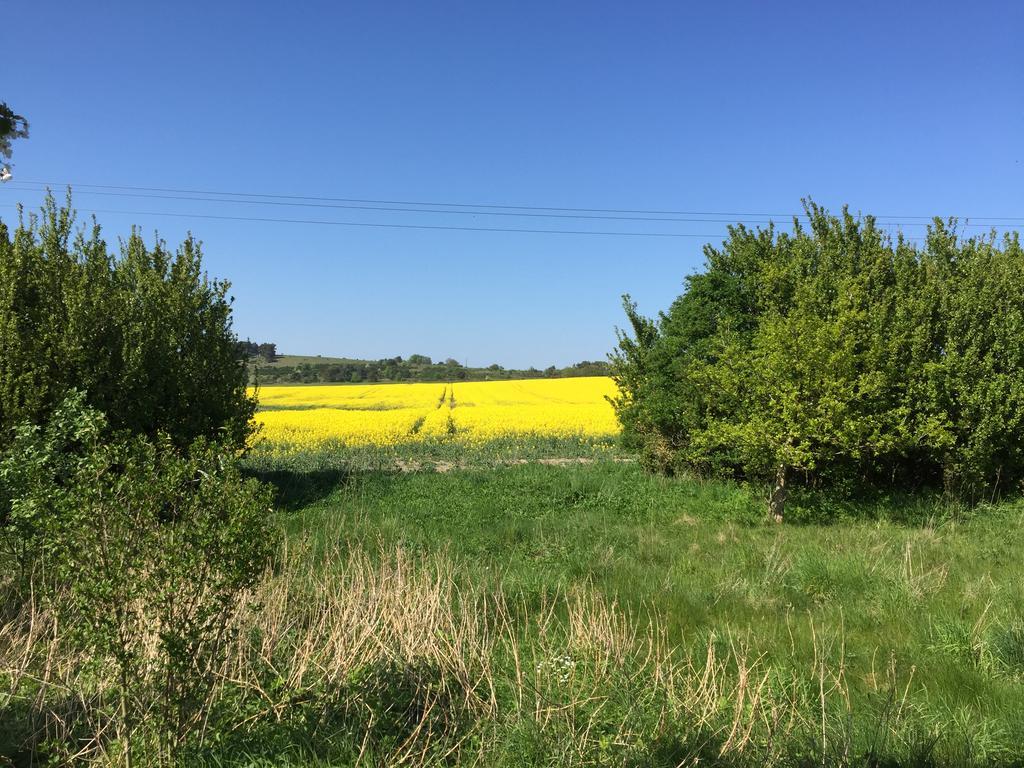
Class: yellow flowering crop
252,377,619,449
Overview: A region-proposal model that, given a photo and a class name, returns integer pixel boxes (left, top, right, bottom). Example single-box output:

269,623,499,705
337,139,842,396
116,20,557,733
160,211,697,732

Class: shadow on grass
244,466,355,511
0,704,34,768
782,486,975,527
192,659,469,767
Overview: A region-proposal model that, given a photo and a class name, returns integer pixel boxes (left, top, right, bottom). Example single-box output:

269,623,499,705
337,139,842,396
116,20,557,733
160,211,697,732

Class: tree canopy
0,192,256,449
610,202,1024,516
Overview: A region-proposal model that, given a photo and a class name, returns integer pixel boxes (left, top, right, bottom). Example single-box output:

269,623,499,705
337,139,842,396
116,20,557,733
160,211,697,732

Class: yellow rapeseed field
253,377,619,449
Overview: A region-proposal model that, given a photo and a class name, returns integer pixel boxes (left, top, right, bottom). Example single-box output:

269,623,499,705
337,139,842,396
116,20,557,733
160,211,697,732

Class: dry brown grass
1,543,919,766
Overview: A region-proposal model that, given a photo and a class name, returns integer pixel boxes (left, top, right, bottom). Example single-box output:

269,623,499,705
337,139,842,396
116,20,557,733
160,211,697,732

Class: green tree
0,192,256,450
611,202,1024,518
256,342,277,362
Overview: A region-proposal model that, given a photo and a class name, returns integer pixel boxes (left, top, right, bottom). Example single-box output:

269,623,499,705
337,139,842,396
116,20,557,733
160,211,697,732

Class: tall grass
1,537,999,766
7,452,1024,765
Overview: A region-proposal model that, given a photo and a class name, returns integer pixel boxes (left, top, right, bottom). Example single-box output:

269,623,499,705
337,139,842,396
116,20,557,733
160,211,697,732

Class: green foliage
0,192,256,450
0,392,277,762
240,340,278,362
250,352,611,385
0,102,29,164
611,202,1024,504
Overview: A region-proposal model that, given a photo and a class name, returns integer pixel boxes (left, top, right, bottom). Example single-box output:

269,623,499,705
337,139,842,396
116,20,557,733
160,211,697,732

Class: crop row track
408,383,460,438
446,384,458,434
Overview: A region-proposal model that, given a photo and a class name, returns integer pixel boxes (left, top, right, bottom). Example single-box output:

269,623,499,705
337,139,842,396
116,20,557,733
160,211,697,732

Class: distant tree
572,360,611,374
408,354,432,365
241,341,277,363
256,342,277,362
248,353,616,386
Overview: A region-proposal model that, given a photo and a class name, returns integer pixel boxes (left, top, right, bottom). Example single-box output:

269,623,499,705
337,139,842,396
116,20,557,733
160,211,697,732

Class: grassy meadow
7,380,1024,767
194,379,1024,766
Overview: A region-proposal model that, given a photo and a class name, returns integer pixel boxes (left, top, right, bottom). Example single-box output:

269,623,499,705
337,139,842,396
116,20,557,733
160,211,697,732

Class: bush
610,202,1024,516
0,392,277,762
0,192,255,451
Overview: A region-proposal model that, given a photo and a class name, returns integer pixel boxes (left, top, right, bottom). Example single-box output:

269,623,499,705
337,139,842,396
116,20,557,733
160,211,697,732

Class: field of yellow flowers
253,377,619,449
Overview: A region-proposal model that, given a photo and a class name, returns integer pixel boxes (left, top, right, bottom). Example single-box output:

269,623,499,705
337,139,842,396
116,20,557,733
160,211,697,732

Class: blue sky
3,1,1022,368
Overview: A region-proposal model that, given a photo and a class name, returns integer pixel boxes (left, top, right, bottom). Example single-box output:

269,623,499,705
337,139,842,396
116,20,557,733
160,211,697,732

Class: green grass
243,436,624,507
230,443,1024,765
283,459,1021,650
13,441,1016,765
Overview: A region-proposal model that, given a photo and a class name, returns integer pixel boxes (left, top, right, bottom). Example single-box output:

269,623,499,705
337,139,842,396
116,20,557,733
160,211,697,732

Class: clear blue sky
3,1,1022,368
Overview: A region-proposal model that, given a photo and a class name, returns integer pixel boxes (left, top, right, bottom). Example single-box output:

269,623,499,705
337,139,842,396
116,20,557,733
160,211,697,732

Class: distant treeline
239,341,278,362
248,350,610,384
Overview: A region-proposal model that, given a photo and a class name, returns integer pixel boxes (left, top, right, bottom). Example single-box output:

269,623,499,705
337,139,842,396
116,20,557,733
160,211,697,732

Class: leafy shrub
0,392,277,762
0,192,255,450
610,202,1024,516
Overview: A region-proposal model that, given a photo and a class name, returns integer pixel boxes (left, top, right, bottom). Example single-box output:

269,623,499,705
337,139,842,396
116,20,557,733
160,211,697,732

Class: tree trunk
769,464,787,523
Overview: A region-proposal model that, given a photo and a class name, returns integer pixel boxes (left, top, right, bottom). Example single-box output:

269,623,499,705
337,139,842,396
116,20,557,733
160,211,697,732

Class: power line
0,203,736,238
0,203,936,241
9,179,804,216
5,183,1020,231
11,179,1024,223
3,184,785,225
6,185,1013,228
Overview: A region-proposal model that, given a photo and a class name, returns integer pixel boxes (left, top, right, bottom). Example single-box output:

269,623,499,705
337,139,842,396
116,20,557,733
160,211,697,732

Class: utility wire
0,203,933,241
7,179,809,216
0,203,736,238
10,179,1024,223
4,183,1019,230
2,185,785,225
